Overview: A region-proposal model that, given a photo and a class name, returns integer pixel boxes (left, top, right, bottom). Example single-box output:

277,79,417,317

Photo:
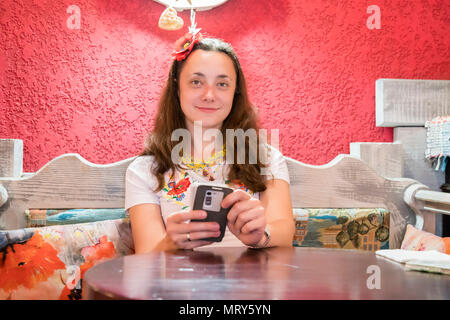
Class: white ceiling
153,0,230,11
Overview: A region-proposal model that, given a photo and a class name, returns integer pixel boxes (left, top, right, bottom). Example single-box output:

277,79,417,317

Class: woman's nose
202,85,216,102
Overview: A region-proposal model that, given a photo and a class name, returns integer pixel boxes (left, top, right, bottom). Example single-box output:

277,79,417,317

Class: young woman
125,34,294,253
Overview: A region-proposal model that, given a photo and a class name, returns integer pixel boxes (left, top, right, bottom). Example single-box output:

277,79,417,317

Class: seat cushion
293,208,390,251
0,218,134,300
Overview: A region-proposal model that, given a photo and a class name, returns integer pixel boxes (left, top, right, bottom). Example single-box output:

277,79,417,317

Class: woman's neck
191,135,223,162
186,121,224,163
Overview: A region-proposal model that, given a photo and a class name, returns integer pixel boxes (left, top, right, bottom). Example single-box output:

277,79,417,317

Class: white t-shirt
124,145,290,247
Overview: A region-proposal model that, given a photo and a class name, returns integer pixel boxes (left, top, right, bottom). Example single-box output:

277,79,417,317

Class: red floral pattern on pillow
0,219,133,300
0,232,65,292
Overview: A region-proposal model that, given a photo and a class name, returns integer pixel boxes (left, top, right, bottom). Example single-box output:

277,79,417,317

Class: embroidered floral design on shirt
181,148,224,167
231,179,249,192
225,179,253,196
163,171,191,207
181,148,225,181
167,178,191,198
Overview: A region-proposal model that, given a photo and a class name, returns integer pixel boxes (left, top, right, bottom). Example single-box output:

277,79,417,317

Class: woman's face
178,49,237,133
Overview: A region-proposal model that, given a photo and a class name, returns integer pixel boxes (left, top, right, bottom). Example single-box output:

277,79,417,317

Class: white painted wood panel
376,79,450,127
0,139,23,178
349,142,403,178
394,127,444,190
393,127,443,235
0,154,135,229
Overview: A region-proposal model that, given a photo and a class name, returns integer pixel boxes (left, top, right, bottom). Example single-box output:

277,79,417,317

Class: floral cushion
401,224,450,254
293,208,390,251
0,218,134,300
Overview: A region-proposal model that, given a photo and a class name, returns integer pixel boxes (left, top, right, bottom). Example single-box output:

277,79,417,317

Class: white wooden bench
1,138,445,248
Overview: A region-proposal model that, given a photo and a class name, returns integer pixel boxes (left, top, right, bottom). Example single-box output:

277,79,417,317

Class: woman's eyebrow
217,75,232,79
191,72,232,79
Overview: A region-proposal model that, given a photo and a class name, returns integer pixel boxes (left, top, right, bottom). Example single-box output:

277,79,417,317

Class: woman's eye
218,82,229,88
190,80,202,86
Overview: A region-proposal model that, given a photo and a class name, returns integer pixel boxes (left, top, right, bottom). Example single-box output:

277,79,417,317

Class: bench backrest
1,150,421,248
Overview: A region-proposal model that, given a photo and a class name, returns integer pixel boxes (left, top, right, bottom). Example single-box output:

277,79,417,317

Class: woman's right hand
166,210,221,249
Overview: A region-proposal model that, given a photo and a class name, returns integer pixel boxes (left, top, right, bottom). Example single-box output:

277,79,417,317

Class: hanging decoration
171,7,203,61
157,0,229,31
154,0,228,12
158,3,184,30
187,6,201,35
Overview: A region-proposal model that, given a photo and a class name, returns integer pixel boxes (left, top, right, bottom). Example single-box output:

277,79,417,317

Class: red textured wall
1,0,449,172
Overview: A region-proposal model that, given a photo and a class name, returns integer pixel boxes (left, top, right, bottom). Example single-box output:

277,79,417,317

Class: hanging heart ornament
158,6,184,30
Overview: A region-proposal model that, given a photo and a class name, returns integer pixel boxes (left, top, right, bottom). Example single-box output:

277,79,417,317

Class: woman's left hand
221,189,266,247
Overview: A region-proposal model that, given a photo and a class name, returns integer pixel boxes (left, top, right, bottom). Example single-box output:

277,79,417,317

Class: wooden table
83,247,450,300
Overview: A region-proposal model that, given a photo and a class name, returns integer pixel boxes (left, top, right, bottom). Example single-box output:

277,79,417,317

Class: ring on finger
186,233,191,241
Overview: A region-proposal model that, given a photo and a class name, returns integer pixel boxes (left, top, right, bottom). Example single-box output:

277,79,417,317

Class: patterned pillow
401,224,450,254
25,208,127,227
0,218,134,300
293,208,390,251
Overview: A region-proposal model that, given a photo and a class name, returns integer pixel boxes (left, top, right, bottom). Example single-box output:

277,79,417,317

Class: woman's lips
196,106,218,113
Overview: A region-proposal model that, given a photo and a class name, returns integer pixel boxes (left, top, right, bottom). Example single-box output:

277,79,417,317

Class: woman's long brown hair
140,38,268,193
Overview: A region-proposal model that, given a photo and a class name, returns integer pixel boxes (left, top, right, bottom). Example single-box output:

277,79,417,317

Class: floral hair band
172,30,203,62
171,7,204,62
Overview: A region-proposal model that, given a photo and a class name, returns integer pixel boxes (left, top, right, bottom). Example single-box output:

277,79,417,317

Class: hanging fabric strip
442,156,448,172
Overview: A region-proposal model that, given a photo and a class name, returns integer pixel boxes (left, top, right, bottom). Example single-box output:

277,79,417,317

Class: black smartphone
190,183,234,242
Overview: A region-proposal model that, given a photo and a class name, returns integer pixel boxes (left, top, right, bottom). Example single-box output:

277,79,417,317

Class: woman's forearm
266,218,295,247
151,234,179,252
